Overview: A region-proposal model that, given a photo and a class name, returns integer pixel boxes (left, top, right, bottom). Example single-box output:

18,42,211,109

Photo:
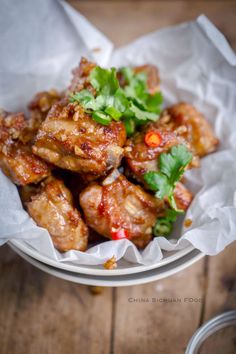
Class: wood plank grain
66,2,236,353
0,245,113,354
204,241,236,318
69,0,236,50
199,241,236,354
112,258,205,354
199,325,236,354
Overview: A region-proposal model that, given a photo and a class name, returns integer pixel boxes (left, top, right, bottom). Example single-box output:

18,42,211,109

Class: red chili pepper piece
111,228,129,240
144,131,162,147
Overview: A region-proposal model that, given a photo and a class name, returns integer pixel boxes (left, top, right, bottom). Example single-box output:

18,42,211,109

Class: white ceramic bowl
9,242,204,287
9,239,194,276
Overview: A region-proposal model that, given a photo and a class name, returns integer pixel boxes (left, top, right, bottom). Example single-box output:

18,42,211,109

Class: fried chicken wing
160,103,219,157
124,122,196,183
173,182,193,211
0,109,27,141
27,89,62,138
124,119,195,211
80,170,164,248
19,184,41,204
0,110,50,185
68,57,96,94
27,177,88,252
33,99,126,179
53,169,89,207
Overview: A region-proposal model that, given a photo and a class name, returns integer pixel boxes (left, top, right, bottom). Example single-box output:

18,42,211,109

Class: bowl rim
8,239,195,276
9,243,204,286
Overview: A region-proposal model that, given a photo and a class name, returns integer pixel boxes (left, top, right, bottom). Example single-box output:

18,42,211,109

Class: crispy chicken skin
160,103,219,157
173,182,193,211
125,122,196,183
33,99,126,179
69,57,96,94
124,119,195,211
19,184,41,204
53,169,89,207
27,177,88,252
124,103,218,185
80,171,164,248
0,110,50,185
27,89,62,138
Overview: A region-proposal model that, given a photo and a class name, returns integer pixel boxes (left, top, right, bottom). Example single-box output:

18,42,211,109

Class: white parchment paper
0,0,236,265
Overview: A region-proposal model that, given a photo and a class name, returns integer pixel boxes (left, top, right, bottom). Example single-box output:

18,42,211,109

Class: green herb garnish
144,145,192,211
69,65,163,133
92,111,112,125
120,67,162,115
70,67,129,115
123,116,136,136
153,209,179,237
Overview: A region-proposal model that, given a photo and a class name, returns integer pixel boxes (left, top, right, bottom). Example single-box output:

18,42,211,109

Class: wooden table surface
1,1,236,353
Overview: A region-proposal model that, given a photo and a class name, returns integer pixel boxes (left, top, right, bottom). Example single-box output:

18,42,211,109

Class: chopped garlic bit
88,286,104,295
184,218,192,227
103,256,117,270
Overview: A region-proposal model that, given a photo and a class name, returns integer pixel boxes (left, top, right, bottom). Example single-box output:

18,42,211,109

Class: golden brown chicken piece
53,169,89,208
27,177,88,252
68,57,96,94
27,89,62,139
124,122,196,184
160,103,219,157
33,99,126,180
80,170,164,248
19,184,41,204
0,110,50,185
173,182,193,211
124,119,195,211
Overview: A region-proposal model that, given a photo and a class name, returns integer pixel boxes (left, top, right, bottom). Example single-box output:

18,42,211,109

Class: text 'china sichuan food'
0,58,219,253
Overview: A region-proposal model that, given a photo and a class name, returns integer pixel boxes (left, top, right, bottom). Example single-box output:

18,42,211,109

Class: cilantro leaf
120,67,163,115
145,92,163,113
144,171,172,199
70,90,95,108
144,145,192,211
113,88,129,113
119,67,133,83
129,102,159,121
69,64,163,132
159,144,193,183
70,90,105,111
90,67,119,94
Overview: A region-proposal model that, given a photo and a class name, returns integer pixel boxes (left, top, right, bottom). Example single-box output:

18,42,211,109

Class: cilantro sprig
120,67,162,117
70,68,128,124
144,144,192,237
69,65,163,135
144,145,192,211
